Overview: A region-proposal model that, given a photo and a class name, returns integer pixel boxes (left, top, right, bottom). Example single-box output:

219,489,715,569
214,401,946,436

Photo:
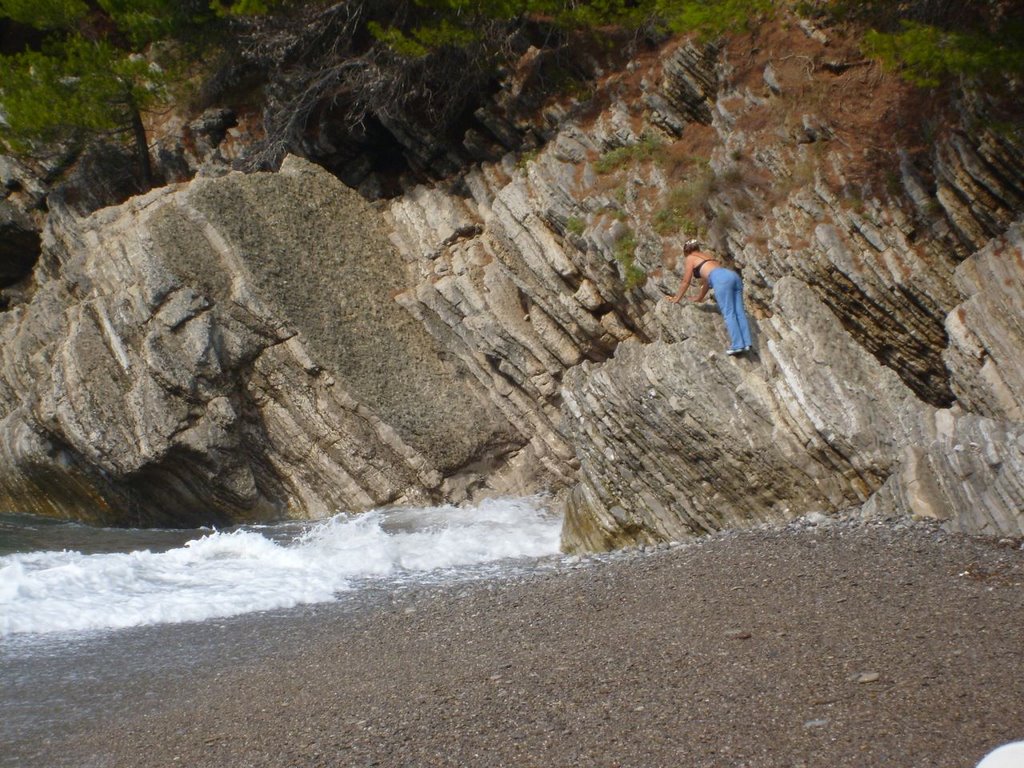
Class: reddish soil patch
728,18,922,185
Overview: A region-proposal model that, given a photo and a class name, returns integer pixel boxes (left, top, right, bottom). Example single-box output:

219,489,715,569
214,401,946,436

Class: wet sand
14,518,1024,768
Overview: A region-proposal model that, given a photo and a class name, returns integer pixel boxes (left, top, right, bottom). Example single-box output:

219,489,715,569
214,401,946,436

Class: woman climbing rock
665,239,753,355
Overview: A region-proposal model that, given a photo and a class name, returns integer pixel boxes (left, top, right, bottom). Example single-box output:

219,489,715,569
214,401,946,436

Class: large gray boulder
0,156,523,526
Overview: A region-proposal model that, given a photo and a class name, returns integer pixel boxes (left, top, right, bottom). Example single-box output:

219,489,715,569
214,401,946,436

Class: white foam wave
0,497,561,637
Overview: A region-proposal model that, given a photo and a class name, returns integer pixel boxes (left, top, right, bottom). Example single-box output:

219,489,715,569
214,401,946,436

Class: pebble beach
10,518,1024,768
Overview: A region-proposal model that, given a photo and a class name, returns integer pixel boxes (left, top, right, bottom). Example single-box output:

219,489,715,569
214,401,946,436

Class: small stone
856,672,881,684
763,63,782,95
724,629,752,640
803,718,829,729
797,19,830,45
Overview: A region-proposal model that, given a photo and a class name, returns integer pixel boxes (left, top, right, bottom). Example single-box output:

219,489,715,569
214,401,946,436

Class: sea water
0,498,564,764
0,497,562,637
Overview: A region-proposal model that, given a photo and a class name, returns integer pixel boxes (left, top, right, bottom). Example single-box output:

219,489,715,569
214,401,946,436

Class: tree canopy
365,0,774,56
2,0,1019,190
366,0,1024,83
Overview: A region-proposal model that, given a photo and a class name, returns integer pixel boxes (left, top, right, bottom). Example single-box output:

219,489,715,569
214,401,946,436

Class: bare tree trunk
129,104,154,189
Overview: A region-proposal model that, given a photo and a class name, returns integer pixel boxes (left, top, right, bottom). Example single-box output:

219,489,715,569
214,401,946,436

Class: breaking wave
0,497,561,637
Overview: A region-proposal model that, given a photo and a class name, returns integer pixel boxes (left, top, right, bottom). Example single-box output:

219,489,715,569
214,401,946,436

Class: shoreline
9,518,1024,768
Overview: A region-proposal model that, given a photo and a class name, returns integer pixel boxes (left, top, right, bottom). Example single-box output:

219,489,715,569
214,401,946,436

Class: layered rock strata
944,223,1024,421
561,277,930,550
2,20,1022,546
383,31,1024,549
0,157,521,525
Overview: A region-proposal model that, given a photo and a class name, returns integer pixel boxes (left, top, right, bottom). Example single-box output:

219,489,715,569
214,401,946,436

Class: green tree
863,20,1024,87
804,0,1024,87
653,0,773,38
0,0,233,186
366,0,774,53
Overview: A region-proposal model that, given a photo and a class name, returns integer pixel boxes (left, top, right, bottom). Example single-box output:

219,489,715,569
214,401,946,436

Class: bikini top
692,258,711,279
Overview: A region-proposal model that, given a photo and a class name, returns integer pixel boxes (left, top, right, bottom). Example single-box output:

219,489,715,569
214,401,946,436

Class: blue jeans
708,268,752,350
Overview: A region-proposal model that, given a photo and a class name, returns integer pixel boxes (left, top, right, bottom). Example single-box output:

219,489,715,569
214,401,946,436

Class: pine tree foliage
863,20,1024,87
0,31,156,144
802,0,1024,86
2,0,1020,189
365,0,775,54
0,0,229,182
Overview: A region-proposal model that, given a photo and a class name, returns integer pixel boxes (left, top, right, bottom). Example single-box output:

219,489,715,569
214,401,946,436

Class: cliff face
0,157,523,526
382,21,1024,549
1,15,1022,545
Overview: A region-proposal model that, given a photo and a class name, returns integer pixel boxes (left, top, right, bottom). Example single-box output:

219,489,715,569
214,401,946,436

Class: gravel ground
26,518,1024,768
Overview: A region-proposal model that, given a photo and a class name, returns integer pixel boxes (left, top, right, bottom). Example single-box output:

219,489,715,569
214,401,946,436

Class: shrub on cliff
803,0,1024,87
863,20,1024,88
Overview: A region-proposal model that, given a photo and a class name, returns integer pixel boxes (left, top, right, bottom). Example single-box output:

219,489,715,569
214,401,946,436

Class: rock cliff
1,14,1022,547
0,156,522,525
382,21,1024,549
